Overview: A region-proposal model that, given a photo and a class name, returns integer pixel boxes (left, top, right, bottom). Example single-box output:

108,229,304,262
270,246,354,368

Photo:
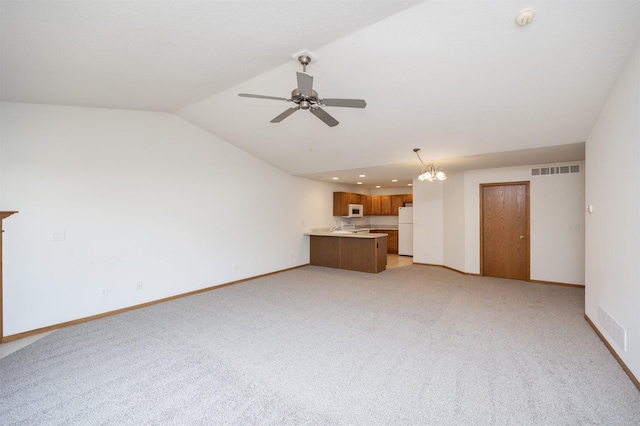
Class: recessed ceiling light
376,185,381,188
357,182,363,185
332,177,339,180
407,183,413,186
391,179,398,182
359,174,366,178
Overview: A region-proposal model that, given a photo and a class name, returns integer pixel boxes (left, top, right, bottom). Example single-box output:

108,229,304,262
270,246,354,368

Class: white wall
462,164,585,284
413,161,585,285
442,172,465,272
413,178,444,265
0,102,340,336
585,44,639,378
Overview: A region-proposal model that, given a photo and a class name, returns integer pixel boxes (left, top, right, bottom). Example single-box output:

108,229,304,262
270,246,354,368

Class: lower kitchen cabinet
309,235,387,273
309,236,341,268
370,229,398,254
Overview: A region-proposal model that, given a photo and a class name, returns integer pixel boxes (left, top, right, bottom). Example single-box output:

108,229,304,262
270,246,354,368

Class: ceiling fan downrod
298,55,311,72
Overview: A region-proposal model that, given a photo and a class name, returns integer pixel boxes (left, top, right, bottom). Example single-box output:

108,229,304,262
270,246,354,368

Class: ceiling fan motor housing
291,89,318,109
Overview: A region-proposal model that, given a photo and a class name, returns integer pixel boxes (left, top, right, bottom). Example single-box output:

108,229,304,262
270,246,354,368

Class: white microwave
345,204,364,218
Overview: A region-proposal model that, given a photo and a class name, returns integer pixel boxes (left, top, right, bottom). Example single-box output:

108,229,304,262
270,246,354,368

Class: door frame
479,181,530,280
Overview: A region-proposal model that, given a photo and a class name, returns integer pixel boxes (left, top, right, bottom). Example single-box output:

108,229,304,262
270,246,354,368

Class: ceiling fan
238,54,366,127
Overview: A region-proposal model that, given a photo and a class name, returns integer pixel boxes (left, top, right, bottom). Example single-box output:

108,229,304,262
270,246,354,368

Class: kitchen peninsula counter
306,231,387,273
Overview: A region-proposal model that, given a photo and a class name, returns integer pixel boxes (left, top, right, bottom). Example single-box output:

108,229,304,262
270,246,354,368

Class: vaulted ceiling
2,1,638,188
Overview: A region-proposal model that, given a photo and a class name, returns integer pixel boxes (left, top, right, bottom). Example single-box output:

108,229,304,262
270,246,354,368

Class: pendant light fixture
413,148,446,181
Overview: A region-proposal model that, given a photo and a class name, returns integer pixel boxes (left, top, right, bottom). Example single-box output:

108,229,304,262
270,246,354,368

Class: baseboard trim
530,279,585,289
442,265,481,276
584,313,640,392
411,262,480,277
412,263,584,287
1,264,309,344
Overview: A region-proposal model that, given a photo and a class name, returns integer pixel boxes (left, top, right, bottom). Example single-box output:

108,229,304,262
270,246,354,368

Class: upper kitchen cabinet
333,191,412,216
370,196,381,215
380,195,392,215
333,192,365,216
391,195,405,215
362,195,372,216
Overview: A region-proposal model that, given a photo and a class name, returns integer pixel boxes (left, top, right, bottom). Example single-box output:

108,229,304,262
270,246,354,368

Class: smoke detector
515,8,535,26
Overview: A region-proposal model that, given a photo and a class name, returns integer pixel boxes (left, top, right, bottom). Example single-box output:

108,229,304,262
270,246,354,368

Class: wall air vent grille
598,306,627,351
531,165,581,176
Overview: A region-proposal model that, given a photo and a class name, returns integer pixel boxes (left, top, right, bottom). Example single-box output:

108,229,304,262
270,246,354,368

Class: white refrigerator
398,207,413,256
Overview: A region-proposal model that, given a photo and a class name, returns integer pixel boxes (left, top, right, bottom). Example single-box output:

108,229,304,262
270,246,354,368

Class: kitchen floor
386,254,413,269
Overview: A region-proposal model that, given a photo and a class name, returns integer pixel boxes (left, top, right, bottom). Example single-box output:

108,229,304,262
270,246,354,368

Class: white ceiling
2,1,638,188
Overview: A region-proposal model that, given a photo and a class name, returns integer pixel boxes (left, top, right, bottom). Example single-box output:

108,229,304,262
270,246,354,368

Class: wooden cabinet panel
386,230,398,254
310,236,341,268
381,196,392,215
391,195,404,215
376,237,388,269
370,196,381,215
333,192,412,217
368,230,398,254
309,235,387,273
333,192,365,216
341,237,376,273
362,195,372,216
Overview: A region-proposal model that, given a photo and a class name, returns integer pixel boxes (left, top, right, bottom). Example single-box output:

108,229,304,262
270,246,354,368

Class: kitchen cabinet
333,192,366,216
380,195,392,215
310,235,341,268
391,195,405,215
370,196,381,215
309,234,387,273
362,195,372,216
370,229,398,254
333,192,413,216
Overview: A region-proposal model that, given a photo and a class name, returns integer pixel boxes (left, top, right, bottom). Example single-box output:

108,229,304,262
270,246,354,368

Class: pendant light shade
414,149,446,181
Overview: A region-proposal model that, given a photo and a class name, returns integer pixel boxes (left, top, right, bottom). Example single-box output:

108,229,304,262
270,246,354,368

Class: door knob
519,235,525,239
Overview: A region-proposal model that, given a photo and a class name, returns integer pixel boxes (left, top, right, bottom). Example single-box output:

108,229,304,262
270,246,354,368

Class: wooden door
480,182,529,280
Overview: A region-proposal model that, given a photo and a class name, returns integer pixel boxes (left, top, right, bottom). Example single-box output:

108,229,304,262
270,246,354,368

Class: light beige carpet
1,265,638,425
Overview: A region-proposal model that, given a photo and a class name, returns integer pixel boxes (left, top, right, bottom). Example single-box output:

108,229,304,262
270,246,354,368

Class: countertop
305,231,388,239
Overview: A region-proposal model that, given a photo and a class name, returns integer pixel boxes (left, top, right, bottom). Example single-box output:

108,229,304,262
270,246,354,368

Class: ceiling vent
531,165,581,176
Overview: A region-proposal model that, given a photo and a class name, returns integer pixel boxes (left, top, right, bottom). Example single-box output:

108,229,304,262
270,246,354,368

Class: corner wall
413,178,443,265
584,44,639,379
0,102,340,336
462,164,585,283
413,160,585,285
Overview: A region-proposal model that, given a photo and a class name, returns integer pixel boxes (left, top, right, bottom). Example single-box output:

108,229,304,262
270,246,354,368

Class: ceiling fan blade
270,107,299,123
238,93,289,101
320,98,367,108
296,72,314,97
310,107,339,127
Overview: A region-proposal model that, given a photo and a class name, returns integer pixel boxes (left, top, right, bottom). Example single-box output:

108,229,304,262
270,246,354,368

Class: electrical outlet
100,288,109,297
136,282,143,290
